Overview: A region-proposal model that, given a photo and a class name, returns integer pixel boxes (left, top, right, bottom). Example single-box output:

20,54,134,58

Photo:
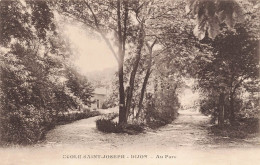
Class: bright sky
179,88,200,107
179,78,200,108
63,24,117,73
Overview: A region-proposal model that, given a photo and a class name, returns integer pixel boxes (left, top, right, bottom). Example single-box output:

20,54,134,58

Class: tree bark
117,0,127,125
136,40,156,119
218,92,225,127
118,59,127,124
74,1,130,125
228,80,243,126
229,93,235,125
136,69,151,119
125,22,145,119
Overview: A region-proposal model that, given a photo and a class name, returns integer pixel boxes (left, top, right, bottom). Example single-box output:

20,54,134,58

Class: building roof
94,88,107,95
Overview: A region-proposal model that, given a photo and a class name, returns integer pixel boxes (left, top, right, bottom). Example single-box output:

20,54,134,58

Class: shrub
144,89,180,127
209,117,259,139
0,106,100,145
0,105,47,145
56,110,101,125
96,113,144,134
101,97,117,109
124,124,144,134
96,113,119,133
96,119,119,133
101,103,109,109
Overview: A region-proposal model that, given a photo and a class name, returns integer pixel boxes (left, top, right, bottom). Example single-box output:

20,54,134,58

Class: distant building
91,87,107,109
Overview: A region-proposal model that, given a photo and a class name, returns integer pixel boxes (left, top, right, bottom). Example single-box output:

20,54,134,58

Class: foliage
191,1,260,126
101,97,117,109
210,118,259,139
65,66,94,106
55,0,193,125
96,119,120,133
236,82,260,119
187,0,244,40
148,92,180,124
143,74,181,127
96,113,120,133
187,0,260,40
57,110,100,125
0,0,94,145
96,112,144,134
0,105,46,144
0,0,259,142
196,24,259,125
199,94,218,116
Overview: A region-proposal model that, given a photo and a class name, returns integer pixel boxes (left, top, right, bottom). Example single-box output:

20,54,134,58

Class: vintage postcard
0,0,259,164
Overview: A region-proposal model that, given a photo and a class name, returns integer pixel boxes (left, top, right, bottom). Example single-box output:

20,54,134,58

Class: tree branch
82,0,119,63
151,39,157,49
232,75,250,95
116,0,123,47
122,0,129,59
84,0,100,28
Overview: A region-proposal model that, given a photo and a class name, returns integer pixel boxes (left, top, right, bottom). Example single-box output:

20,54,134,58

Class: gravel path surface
1,108,259,165
42,108,259,150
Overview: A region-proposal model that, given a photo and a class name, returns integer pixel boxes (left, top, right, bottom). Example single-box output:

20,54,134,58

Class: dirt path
41,108,259,150
1,109,260,165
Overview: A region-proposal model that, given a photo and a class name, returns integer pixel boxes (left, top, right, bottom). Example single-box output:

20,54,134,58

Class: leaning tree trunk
136,68,151,119
125,22,145,119
136,41,155,119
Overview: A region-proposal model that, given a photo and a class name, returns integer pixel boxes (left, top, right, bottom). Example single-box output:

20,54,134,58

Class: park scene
0,0,259,164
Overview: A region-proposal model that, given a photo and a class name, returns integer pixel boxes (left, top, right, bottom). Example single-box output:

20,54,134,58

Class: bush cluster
96,119,119,133
210,118,259,139
57,110,100,125
0,105,100,145
96,113,144,134
0,0,98,146
0,105,51,144
101,97,117,109
200,92,260,127
0,49,94,145
144,89,180,128
96,113,119,133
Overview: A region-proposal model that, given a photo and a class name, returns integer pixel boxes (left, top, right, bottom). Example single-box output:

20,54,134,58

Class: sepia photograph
0,0,259,164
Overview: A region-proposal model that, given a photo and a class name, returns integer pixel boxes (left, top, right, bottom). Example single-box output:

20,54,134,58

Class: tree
186,0,244,40
0,0,57,143
196,24,259,125
187,0,260,126
135,40,156,119
0,0,90,144
121,0,195,121
65,66,94,107
55,0,139,125
56,0,184,124
187,0,260,40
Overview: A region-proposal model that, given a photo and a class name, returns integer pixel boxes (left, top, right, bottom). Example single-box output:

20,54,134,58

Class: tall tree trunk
118,59,127,125
85,0,129,125
229,93,235,125
125,22,145,119
228,81,242,126
218,92,225,127
117,0,127,125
